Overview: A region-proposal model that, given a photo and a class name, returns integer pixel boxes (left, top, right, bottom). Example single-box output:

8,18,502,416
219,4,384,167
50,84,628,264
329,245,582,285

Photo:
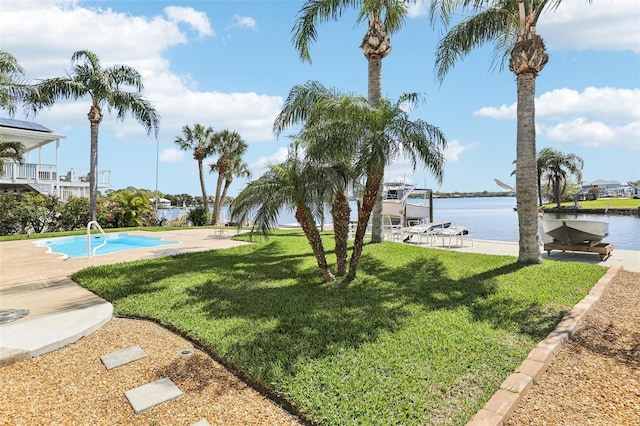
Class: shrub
186,207,209,226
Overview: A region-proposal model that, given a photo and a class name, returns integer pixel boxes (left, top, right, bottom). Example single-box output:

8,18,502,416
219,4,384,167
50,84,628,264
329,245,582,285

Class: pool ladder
87,221,106,257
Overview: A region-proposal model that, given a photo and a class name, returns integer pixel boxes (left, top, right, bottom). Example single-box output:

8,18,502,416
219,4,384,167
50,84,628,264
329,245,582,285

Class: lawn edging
466,266,621,426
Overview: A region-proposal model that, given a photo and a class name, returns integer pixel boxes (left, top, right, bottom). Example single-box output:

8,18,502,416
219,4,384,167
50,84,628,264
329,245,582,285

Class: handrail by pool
87,221,106,257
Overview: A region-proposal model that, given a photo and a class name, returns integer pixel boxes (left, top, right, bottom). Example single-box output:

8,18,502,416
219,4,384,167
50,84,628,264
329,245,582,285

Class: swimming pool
36,233,180,258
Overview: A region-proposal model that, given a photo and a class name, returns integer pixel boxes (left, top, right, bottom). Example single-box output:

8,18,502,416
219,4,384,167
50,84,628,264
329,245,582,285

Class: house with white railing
0,117,111,200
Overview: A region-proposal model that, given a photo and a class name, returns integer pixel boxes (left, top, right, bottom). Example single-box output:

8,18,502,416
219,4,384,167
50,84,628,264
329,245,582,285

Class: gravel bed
508,269,640,425
0,318,302,426
1,270,638,425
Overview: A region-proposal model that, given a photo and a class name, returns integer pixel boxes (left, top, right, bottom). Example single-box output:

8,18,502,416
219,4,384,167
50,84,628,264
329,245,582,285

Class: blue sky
1,0,638,197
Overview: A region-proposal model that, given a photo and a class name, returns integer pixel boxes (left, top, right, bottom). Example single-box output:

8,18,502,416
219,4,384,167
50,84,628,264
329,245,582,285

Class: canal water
158,197,640,251
432,197,639,251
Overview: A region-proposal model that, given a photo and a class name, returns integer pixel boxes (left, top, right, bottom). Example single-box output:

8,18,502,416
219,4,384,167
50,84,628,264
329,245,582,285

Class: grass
71,231,606,425
542,198,640,210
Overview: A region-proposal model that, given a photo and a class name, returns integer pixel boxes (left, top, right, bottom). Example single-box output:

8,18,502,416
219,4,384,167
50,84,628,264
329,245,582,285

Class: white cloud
543,118,640,150
250,146,289,172
444,140,477,162
538,0,640,52
164,6,214,39
406,0,639,53
230,15,257,30
159,148,184,163
0,1,282,149
476,87,640,150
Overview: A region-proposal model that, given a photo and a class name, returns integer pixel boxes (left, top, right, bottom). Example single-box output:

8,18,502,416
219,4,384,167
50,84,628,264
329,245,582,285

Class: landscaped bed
71,231,606,425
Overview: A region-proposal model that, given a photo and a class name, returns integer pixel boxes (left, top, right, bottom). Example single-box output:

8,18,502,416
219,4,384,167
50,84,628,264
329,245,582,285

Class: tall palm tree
208,130,248,225
292,0,409,243
175,124,216,217
33,50,159,221
218,156,251,224
0,139,25,174
538,147,583,207
431,0,574,264
231,144,335,282
0,51,32,116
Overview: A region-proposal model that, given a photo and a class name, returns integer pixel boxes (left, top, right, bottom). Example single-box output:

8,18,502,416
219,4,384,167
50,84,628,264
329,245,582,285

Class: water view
433,197,639,251
158,197,639,251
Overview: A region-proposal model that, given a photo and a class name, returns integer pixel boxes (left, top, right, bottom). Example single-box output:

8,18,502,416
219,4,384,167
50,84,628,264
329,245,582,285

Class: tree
231,144,335,283
218,156,251,224
33,50,159,222
175,124,216,219
106,188,153,228
208,130,248,225
432,0,574,264
274,81,363,277
275,82,447,282
538,147,583,207
0,51,33,116
292,0,409,243
0,139,25,174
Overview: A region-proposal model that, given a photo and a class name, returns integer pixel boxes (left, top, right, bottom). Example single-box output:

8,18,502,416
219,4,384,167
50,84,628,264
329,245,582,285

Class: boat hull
541,219,609,245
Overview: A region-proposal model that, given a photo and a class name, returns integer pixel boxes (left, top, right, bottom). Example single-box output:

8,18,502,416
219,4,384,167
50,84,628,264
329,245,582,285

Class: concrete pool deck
1,229,638,367
0,229,251,365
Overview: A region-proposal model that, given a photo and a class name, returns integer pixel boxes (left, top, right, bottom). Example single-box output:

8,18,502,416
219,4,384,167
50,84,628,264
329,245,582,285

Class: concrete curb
0,301,113,366
466,266,621,426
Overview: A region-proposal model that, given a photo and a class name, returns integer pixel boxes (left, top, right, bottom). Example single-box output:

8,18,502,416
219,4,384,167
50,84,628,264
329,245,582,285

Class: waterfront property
0,117,111,200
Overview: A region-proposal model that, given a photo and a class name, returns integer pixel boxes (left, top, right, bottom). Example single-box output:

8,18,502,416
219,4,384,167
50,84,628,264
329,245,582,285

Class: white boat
541,218,609,246
382,182,432,227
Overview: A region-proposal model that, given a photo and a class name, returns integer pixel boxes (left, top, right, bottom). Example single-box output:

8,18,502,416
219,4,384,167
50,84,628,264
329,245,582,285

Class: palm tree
175,124,216,218
218,156,251,224
0,139,25,174
292,0,409,243
33,50,159,222
538,147,583,207
277,82,447,282
208,130,248,225
274,81,362,277
328,93,446,281
431,0,573,264
231,144,335,282
0,51,32,116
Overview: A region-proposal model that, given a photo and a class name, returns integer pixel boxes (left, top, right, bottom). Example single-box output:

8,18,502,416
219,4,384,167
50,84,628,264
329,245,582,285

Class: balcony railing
0,161,110,186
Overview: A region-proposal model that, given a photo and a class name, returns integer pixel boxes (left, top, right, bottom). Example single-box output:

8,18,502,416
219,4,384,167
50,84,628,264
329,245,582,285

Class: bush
186,207,209,226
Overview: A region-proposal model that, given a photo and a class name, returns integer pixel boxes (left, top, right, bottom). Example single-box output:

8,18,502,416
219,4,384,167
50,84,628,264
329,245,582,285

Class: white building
0,117,111,199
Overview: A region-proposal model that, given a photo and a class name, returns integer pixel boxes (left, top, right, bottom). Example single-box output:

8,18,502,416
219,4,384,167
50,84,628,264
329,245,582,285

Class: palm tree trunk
211,172,225,225
295,206,334,283
515,72,542,264
368,57,384,244
198,160,209,217
331,190,351,276
347,168,383,281
88,105,102,223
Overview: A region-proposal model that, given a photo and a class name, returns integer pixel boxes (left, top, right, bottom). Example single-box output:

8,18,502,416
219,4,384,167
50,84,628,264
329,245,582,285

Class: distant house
581,179,634,198
0,117,111,199
150,197,171,208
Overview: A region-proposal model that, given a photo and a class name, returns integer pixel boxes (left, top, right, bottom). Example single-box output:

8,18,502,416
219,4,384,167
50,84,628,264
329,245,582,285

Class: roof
0,117,66,151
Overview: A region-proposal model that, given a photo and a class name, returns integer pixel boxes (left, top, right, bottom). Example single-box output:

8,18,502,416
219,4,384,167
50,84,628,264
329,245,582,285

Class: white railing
87,221,106,257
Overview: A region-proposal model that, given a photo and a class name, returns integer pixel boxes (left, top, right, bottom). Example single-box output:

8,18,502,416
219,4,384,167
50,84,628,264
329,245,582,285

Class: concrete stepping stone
100,345,147,370
125,377,183,414
192,420,211,426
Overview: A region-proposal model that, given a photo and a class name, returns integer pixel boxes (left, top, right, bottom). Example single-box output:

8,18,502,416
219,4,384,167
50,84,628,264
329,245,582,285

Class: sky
0,0,638,198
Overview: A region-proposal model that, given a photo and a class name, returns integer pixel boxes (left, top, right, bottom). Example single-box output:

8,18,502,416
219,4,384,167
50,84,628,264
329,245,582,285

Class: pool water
36,233,180,258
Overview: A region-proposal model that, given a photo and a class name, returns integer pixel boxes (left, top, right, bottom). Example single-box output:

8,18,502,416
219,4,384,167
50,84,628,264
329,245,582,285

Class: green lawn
542,198,640,210
72,232,606,425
